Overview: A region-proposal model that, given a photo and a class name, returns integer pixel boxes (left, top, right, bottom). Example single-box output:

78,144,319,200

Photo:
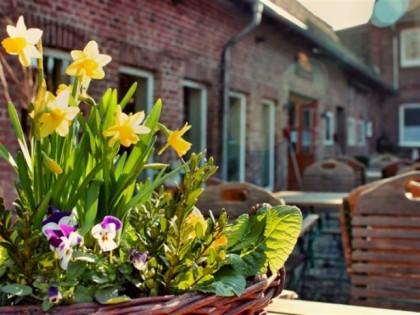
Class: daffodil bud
42,152,63,174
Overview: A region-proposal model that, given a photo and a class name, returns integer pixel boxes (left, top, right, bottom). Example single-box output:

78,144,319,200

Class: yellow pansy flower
184,208,208,239
66,40,111,87
103,106,151,147
1,16,42,67
158,123,192,157
37,89,80,138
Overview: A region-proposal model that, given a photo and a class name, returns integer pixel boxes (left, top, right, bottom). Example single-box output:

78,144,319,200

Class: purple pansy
41,206,81,269
48,284,62,303
92,216,122,252
129,249,148,271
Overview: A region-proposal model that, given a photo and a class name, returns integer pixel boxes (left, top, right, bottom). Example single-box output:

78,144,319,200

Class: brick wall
0,0,383,202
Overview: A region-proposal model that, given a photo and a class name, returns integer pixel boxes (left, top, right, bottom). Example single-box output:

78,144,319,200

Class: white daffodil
1,16,42,67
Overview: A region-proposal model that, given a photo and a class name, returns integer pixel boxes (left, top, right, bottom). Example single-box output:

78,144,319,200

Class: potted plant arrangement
0,16,302,314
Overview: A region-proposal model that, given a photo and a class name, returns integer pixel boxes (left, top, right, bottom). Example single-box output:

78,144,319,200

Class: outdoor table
266,298,420,315
273,191,347,209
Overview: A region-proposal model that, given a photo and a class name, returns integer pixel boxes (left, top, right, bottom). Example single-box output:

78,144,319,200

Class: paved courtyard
285,215,352,304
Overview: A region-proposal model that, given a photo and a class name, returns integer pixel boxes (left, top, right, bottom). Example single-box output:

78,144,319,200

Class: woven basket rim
0,267,285,314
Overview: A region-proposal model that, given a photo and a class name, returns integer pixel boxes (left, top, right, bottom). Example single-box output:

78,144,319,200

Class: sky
297,0,376,30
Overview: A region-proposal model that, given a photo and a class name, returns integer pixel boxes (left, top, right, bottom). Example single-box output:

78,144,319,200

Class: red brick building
0,0,393,204
339,3,420,159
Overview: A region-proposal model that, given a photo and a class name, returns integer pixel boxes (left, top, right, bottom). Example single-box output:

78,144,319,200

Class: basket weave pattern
0,267,285,315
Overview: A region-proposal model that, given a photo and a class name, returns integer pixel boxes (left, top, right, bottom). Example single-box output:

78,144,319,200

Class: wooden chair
349,171,420,311
303,159,356,192
336,155,366,186
381,158,413,178
397,162,420,175
196,182,283,218
369,153,399,171
339,181,379,274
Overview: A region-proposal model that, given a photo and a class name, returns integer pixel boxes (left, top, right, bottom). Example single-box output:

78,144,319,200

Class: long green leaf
33,189,53,230
66,152,114,210
16,152,35,212
8,102,31,171
80,180,102,236
119,82,137,110
0,143,17,171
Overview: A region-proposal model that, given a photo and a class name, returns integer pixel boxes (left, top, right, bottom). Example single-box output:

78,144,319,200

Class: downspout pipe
222,1,264,180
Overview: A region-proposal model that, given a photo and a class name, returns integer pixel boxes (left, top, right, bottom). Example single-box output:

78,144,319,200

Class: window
182,81,207,158
261,99,275,190
224,92,246,182
323,111,334,145
399,104,420,147
119,67,154,115
400,27,420,67
347,117,356,146
118,67,154,179
32,48,72,92
357,120,365,146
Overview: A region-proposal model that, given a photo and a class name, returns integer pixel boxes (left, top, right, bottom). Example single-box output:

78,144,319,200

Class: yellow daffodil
158,123,192,157
1,16,42,67
37,89,80,138
103,106,151,147
66,40,111,87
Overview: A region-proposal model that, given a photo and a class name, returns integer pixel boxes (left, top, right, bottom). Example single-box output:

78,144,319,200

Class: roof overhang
238,0,396,95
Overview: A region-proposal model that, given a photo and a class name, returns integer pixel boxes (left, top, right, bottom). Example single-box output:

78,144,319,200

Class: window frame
261,99,275,190
323,111,335,146
399,103,420,147
182,80,208,154
357,119,366,146
347,117,356,146
400,27,420,68
119,66,154,114
223,91,246,182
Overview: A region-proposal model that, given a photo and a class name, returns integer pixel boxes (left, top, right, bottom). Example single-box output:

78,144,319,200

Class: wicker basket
0,267,285,315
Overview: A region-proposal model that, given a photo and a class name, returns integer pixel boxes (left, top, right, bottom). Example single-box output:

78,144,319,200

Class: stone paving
285,215,352,304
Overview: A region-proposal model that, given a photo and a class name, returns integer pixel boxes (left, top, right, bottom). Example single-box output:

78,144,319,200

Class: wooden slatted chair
303,159,356,192
381,158,413,178
336,155,367,186
339,181,379,274
349,171,420,311
196,181,284,218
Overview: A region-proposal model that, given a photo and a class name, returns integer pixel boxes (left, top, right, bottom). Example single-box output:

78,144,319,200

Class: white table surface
266,298,420,315
274,191,347,208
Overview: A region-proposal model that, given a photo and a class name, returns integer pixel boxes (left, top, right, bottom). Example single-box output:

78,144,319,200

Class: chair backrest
339,181,378,274
349,171,420,311
196,182,283,218
336,155,366,185
381,158,413,178
369,153,399,171
303,159,356,192
397,162,420,175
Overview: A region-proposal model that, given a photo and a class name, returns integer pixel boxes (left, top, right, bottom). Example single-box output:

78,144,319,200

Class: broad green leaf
94,286,119,304
226,215,249,249
67,260,87,279
226,214,265,253
1,283,32,296
195,266,246,297
73,251,97,263
75,285,94,303
105,296,131,304
264,205,302,272
241,249,267,277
